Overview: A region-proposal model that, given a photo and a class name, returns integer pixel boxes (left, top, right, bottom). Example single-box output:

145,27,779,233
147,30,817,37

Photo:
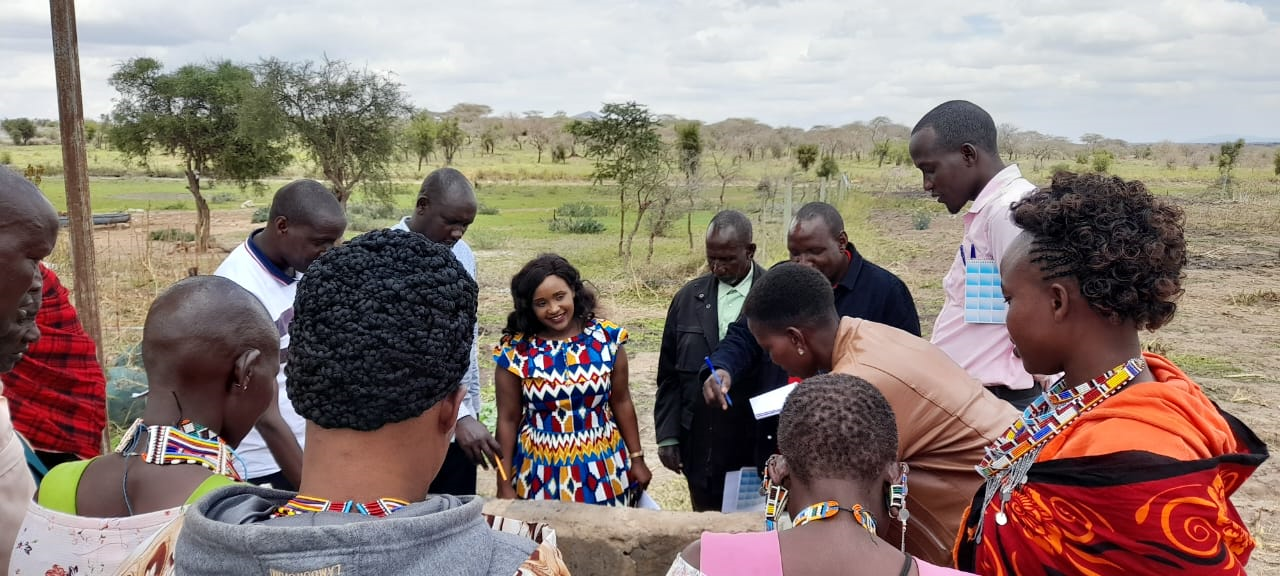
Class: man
2,263,107,472
0,166,60,572
654,210,764,511
392,167,497,496
909,100,1039,409
704,202,920,466
215,179,347,490
177,230,550,576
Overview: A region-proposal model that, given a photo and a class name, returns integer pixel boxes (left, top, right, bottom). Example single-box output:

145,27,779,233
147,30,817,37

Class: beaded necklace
115,418,243,481
973,357,1145,543
791,500,877,534
273,495,411,518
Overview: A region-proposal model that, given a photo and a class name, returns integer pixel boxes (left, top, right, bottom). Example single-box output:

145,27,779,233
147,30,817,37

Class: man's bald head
707,209,753,245
0,166,59,372
142,276,279,383
412,168,478,245
267,179,344,228
419,167,476,205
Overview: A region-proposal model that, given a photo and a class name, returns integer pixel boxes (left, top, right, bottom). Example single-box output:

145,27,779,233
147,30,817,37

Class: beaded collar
791,500,877,534
273,495,411,518
115,418,243,481
973,357,1146,542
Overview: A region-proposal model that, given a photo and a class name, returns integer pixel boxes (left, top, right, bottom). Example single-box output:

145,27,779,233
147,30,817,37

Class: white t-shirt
213,231,306,480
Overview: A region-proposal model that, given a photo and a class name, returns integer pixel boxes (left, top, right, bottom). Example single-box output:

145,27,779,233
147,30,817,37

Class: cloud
1,0,1277,141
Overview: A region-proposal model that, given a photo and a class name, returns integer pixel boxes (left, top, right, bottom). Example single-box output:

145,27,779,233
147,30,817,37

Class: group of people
0,98,1265,576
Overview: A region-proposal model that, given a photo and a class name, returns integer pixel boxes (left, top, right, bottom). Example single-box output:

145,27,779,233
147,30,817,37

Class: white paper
720,466,767,514
638,491,662,510
750,383,798,420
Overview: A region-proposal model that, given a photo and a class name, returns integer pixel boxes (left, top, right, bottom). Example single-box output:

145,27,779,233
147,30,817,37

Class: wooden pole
49,1,106,451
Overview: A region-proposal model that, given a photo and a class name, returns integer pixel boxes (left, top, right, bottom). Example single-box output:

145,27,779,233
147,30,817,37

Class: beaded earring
761,455,790,531
887,462,910,552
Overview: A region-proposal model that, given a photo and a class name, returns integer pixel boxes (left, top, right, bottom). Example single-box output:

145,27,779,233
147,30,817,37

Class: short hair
1012,172,1186,331
267,179,344,227
142,275,278,377
286,229,478,431
743,262,836,330
503,254,597,337
419,167,475,203
911,100,998,156
793,202,844,237
778,373,898,485
707,210,753,245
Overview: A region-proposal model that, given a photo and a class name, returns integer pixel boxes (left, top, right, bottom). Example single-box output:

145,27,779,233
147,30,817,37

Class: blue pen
704,356,733,407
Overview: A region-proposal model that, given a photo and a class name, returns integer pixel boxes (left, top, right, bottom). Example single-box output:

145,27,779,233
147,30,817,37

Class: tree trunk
185,167,211,252
686,210,693,249
617,188,627,258
537,147,543,163
334,182,352,210
719,181,727,208
627,203,648,263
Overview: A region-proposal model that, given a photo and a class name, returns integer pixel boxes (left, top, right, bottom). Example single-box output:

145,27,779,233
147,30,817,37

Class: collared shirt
392,217,482,422
214,230,307,478
1,264,107,459
715,267,753,340
931,164,1037,390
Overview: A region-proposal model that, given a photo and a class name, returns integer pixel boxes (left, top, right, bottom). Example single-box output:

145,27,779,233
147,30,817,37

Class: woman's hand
497,482,518,500
629,456,653,491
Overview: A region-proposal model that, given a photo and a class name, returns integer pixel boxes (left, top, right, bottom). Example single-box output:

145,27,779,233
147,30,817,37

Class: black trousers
249,470,297,492
429,442,477,496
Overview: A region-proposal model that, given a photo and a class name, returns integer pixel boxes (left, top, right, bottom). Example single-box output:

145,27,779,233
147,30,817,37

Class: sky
2,0,1279,143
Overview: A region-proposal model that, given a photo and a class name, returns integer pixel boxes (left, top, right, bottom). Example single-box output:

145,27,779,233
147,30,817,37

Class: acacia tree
708,148,741,208
109,58,289,251
574,102,670,261
436,118,465,164
796,144,819,172
257,57,409,206
2,118,37,145
675,122,704,248
1218,139,1245,198
406,111,438,171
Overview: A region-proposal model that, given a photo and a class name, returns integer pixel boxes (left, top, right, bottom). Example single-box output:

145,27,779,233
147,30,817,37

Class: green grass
1167,354,1240,378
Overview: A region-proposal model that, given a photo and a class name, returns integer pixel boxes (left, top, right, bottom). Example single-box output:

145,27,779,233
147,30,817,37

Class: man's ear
836,230,849,249
273,216,289,235
746,243,757,260
233,349,262,392
415,195,430,214
438,386,466,434
960,143,978,166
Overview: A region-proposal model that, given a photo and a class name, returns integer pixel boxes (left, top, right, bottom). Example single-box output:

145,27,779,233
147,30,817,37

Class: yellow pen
495,455,510,482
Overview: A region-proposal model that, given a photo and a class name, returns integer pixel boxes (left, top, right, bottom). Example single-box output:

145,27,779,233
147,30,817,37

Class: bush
548,216,605,234
1048,162,1073,175
0,151,11,165
159,202,188,210
149,228,195,242
348,201,399,220
250,207,270,223
1075,153,1089,165
555,202,610,218
208,191,238,204
1091,150,1114,173
551,144,569,164
816,156,840,180
912,210,932,230
477,203,500,216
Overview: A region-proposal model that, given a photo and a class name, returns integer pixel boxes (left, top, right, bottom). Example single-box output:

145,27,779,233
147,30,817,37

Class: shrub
551,144,569,164
816,156,840,180
1090,150,1114,173
250,207,270,223
1048,163,1073,175
555,202,610,218
1075,153,1089,165
159,202,188,210
208,191,238,204
347,201,399,220
477,203,500,216
0,151,11,165
149,228,195,242
548,216,605,234
912,210,932,230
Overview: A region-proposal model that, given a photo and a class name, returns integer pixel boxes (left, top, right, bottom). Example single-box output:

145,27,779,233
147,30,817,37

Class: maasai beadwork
273,495,410,518
973,357,1146,543
791,500,877,534
115,418,243,481
887,462,910,552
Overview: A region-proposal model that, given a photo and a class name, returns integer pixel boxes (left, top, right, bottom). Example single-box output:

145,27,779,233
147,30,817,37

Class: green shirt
716,267,754,340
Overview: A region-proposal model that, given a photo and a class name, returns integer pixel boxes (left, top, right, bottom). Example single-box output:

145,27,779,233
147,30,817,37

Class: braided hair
1012,172,1186,331
286,229,478,431
778,373,898,485
742,262,837,331
503,254,597,337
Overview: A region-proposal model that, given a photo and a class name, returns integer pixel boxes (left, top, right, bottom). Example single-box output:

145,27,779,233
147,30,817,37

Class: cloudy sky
3,0,1279,142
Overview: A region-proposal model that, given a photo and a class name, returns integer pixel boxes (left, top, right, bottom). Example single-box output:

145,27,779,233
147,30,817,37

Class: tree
83,120,99,148
796,144,819,172
1273,149,1280,178
870,116,894,167
526,115,555,164
436,117,465,165
406,111,438,171
708,149,741,208
1090,150,1114,173
574,102,669,261
816,155,840,181
257,57,409,206
1,118,37,145
109,58,289,251
1080,133,1105,152
998,123,1022,161
1218,139,1245,198
674,122,704,248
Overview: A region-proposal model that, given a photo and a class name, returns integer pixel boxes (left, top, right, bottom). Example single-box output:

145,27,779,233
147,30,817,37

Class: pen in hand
704,356,732,407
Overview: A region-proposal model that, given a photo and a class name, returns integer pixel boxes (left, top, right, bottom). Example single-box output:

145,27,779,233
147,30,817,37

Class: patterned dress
494,319,632,506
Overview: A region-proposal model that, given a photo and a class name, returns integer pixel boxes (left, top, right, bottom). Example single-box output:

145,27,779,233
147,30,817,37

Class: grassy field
9,139,1280,570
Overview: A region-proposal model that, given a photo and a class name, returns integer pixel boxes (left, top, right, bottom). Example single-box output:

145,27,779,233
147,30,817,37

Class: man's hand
455,416,500,470
702,369,734,410
658,445,682,474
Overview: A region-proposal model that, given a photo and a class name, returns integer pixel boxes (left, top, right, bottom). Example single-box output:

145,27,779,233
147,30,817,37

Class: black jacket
707,245,920,467
654,263,766,495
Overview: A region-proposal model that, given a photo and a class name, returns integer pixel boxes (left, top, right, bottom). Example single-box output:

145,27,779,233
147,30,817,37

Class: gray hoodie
175,485,536,576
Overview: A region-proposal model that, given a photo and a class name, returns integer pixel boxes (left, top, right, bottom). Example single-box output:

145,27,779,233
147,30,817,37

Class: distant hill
1185,135,1280,145
571,111,601,121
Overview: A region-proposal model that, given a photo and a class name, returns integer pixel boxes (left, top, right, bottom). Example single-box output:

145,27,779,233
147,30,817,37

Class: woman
12,275,280,575
670,373,972,575
716,261,1014,564
955,172,1267,574
494,254,652,505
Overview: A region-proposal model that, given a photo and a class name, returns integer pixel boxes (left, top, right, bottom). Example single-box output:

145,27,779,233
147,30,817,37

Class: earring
762,455,790,532
797,349,805,356
887,462,910,552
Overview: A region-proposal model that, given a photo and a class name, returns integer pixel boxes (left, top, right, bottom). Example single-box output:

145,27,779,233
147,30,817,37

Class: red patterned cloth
1,264,106,459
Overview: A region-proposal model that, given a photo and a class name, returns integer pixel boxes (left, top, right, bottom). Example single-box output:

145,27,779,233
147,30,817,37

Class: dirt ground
51,193,1280,572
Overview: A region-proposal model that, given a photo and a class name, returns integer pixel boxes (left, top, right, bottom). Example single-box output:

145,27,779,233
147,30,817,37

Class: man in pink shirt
909,100,1040,409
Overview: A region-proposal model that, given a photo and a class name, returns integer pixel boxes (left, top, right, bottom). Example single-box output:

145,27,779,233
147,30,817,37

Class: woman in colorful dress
668,373,973,576
955,172,1268,574
12,275,280,575
495,254,652,505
